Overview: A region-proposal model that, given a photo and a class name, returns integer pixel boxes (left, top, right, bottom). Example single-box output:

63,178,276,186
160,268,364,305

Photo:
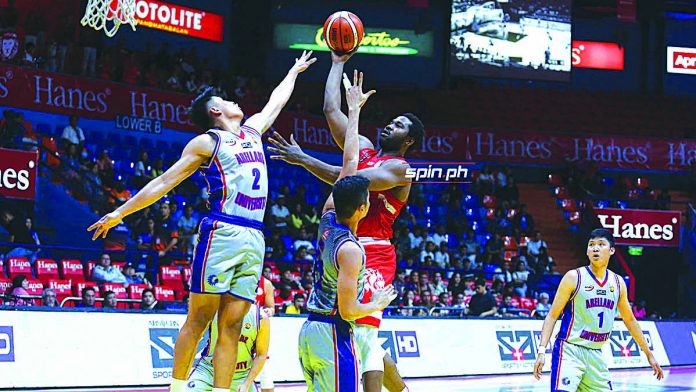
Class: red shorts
356,242,396,327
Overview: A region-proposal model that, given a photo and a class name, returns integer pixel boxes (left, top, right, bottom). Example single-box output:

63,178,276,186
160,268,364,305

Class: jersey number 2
252,168,261,190
598,311,604,328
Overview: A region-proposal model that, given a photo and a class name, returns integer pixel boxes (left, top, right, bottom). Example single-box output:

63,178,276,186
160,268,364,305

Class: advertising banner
654,321,696,366
0,148,38,200
134,0,224,42
572,41,625,70
593,207,682,247
667,46,696,75
274,23,434,57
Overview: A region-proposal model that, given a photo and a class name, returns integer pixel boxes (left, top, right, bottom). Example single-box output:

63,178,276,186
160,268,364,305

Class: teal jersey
307,210,365,317
557,267,622,350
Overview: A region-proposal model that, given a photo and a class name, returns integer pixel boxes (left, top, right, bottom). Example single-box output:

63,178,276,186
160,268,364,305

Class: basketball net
81,0,137,37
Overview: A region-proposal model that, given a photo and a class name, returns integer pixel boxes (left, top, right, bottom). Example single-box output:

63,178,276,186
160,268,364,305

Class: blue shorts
298,313,359,392
190,213,264,301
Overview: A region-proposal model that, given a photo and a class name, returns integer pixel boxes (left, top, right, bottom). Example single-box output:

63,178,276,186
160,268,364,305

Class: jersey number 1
598,311,604,328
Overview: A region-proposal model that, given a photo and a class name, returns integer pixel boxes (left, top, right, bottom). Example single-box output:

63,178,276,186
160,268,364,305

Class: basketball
323,11,364,55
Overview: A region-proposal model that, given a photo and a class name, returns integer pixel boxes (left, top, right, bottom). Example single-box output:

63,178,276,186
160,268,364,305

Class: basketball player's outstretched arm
237,316,271,392
323,51,375,150
337,242,397,321
244,50,317,134
617,278,664,380
533,269,579,380
87,134,215,240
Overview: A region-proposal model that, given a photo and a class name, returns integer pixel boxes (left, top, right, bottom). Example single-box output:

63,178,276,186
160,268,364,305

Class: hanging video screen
450,0,572,81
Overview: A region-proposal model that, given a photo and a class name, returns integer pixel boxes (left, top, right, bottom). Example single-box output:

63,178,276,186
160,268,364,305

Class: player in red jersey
268,57,424,392
255,275,275,392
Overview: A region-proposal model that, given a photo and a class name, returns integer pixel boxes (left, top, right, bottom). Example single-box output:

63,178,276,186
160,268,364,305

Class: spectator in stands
141,288,162,310
406,271,420,293
526,231,548,262
513,205,534,233
498,176,519,202
96,150,115,186
279,270,301,290
133,151,152,188
103,291,117,309
154,201,178,258
435,242,451,268
452,293,467,316
495,261,514,285
448,273,466,298
468,279,497,317
512,260,530,297
60,115,85,150
496,166,510,187
20,42,35,67
420,241,436,264
9,275,31,306
150,157,164,179
0,110,23,149
77,287,96,308
289,203,305,235
92,253,128,286
124,264,151,288
84,163,106,213
107,179,132,208
433,292,451,317
270,194,291,232
293,246,313,262
632,299,647,319
275,283,293,310
535,292,551,319
475,166,495,194
302,204,320,233
137,218,156,250
462,229,479,264
284,293,307,314
420,289,434,310
429,224,450,247
41,288,58,307
429,272,447,296
393,269,407,297
399,289,419,316
494,208,513,236
177,205,198,255
1,209,39,263
499,294,526,317
484,233,504,264
410,226,426,251
300,270,313,292
292,228,316,257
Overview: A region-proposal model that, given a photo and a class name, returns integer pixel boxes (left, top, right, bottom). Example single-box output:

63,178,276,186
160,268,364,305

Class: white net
81,0,137,37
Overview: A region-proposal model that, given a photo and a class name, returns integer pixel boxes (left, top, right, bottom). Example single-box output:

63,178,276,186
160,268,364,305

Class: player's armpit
336,242,365,321
357,160,410,191
546,269,579,320
322,194,336,214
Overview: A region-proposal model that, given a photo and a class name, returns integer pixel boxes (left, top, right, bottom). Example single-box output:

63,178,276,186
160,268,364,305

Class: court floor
38,366,696,392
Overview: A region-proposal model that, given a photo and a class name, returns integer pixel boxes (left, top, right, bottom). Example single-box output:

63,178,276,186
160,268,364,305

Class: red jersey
355,148,409,327
356,148,407,241
256,276,269,306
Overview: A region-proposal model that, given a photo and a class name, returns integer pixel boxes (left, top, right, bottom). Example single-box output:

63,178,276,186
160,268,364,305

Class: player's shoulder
560,268,580,286
240,122,262,138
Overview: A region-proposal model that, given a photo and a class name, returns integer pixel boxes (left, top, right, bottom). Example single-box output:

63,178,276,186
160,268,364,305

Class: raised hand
291,50,317,74
268,131,307,166
331,50,355,64
343,69,376,111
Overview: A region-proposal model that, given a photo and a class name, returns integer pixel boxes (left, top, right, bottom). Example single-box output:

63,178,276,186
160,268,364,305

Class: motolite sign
667,46,696,75
134,0,224,42
572,41,624,70
0,148,38,200
594,207,681,247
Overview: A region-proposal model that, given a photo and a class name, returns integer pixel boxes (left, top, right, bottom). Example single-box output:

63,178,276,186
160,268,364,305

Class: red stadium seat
464,294,472,304
25,280,43,305
86,261,96,279
636,177,649,190
7,257,32,279
548,174,562,187
0,259,5,278
510,297,521,308
503,250,518,262
503,236,518,250
159,266,184,291
506,208,518,220
519,236,530,248
569,211,581,225
47,279,72,303
182,266,192,286
486,208,496,220
112,261,126,271
554,186,568,199
72,281,100,298
482,195,497,208
0,278,12,294
520,297,536,311
35,259,59,285
128,284,148,299
153,285,175,301
60,259,85,282
561,199,576,211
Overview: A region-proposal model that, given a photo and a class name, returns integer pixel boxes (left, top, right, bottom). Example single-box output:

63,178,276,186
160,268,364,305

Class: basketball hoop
81,0,137,37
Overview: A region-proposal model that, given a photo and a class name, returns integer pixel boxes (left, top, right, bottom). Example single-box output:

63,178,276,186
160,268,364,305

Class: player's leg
258,359,274,392
186,359,214,392
550,341,584,392
171,293,220,388
577,348,612,392
298,321,317,391
383,353,408,392
212,295,252,388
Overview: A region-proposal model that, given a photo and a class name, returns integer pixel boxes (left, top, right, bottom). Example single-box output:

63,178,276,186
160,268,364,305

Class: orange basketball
323,11,364,55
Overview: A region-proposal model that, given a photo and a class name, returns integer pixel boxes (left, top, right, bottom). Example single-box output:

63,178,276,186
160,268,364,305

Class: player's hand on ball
331,50,354,64
648,353,664,380
533,352,545,380
87,211,123,240
371,285,397,309
343,70,376,110
290,50,317,74
268,131,307,165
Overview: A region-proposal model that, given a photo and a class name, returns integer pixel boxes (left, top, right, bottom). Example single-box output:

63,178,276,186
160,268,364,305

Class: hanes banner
0,148,38,200
593,207,681,247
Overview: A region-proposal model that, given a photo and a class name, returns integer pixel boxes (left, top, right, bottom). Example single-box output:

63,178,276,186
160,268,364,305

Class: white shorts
190,216,264,301
550,340,612,392
256,357,274,389
354,325,385,373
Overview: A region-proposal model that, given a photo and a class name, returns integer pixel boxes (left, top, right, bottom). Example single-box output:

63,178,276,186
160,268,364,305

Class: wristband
537,345,547,353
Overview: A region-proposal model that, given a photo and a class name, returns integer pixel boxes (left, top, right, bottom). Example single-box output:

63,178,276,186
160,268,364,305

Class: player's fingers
359,72,364,89
342,73,352,90
102,228,109,239
87,221,99,232
92,226,103,241
290,133,299,146
353,69,358,86
307,57,317,65
365,90,377,99
267,146,279,153
272,131,288,146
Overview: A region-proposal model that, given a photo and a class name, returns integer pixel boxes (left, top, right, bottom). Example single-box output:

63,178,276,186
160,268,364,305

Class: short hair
103,290,115,298
293,293,305,301
475,278,487,288
403,113,424,153
141,288,155,298
589,228,615,247
332,175,371,220
188,86,215,130
82,286,95,295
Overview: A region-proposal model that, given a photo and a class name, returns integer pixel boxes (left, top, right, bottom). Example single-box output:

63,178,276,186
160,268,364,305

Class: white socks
212,388,229,392
169,378,187,392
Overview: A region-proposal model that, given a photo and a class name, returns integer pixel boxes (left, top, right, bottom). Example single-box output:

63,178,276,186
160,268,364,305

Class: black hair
141,288,155,298
188,86,215,130
102,290,115,298
403,113,424,153
589,228,615,247
475,277,487,288
11,275,27,290
82,286,96,295
293,293,305,301
332,175,371,220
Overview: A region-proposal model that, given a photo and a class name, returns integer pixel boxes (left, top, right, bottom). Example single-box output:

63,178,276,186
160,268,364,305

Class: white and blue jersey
190,125,266,299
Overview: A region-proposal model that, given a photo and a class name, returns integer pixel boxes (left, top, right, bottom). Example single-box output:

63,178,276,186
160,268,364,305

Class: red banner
572,41,624,71
134,0,224,42
0,148,38,200
667,46,696,75
593,207,681,247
